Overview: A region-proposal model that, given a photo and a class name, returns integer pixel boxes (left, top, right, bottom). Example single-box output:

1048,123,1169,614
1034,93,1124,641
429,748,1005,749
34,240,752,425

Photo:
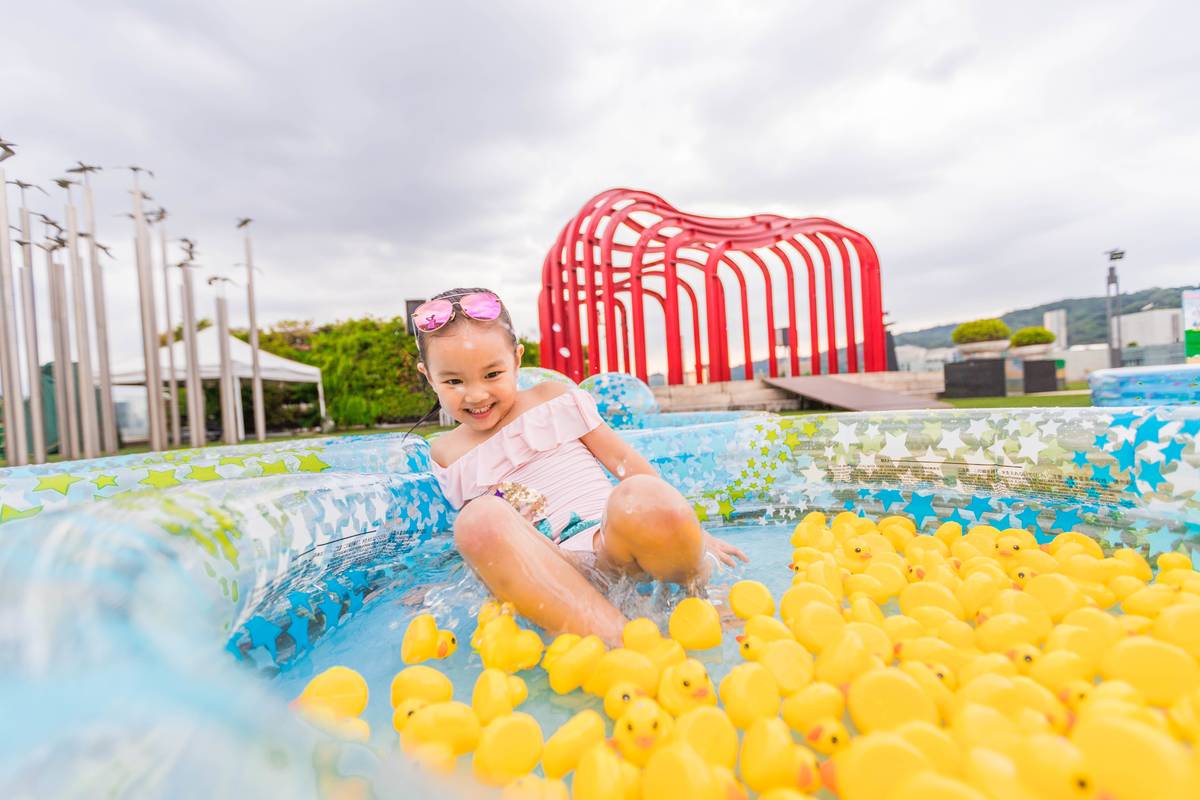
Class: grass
941,394,1093,409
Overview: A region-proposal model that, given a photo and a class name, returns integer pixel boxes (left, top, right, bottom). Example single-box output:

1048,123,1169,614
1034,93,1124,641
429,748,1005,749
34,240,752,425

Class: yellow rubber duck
745,637,814,696
500,775,569,800
401,613,457,664
573,742,641,800
641,742,721,800
893,719,961,775
718,662,781,729
297,704,371,742
815,629,881,689
392,696,429,734
472,667,529,725
293,665,368,719
1010,732,1092,800
542,708,606,779
730,580,776,618
896,660,954,721
1074,714,1199,799
710,765,749,800
745,613,795,642
472,599,516,648
847,667,938,733
477,614,545,673
739,717,821,795
802,716,850,755
473,711,544,786
827,731,932,800
888,771,984,800
1168,687,1200,744
781,681,845,734
780,583,839,626
667,597,722,650
612,697,673,767
656,657,717,716
1153,603,1200,659
786,600,846,654
401,700,481,755
673,705,738,769
604,680,649,720
544,634,606,694
622,617,685,674
1102,635,1200,706
583,648,658,698
389,665,453,707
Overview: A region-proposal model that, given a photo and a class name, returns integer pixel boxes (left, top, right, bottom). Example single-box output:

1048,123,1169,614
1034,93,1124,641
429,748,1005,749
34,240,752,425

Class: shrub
1010,326,1056,347
951,318,1011,345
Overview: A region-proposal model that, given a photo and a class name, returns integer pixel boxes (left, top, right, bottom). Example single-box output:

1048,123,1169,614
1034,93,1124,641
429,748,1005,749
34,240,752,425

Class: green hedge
951,318,1011,345
235,317,542,429
1010,326,1056,347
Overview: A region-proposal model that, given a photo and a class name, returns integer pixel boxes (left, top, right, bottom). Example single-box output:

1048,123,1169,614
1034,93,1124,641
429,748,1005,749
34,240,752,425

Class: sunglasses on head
411,291,502,333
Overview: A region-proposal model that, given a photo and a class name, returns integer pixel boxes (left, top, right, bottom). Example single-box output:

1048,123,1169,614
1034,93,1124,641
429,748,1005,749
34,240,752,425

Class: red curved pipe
542,189,884,384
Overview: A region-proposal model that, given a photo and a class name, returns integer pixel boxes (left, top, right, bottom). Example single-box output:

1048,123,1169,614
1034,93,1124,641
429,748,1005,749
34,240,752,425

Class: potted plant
952,318,1011,360
1009,326,1056,358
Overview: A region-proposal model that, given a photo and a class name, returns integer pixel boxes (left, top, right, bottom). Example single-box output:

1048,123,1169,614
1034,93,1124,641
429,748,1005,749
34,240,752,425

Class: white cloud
2,0,1197,375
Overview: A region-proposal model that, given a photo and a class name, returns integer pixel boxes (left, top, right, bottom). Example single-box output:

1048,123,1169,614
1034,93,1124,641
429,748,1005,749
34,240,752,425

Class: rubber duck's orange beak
806,725,823,743
436,642,449,658
635,735,655,749
692,688,709,699
735,634,746,643
820,759,838,794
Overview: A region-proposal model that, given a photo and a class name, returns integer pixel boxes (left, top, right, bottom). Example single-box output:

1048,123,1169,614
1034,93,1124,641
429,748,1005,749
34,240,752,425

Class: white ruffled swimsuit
430,389,614,552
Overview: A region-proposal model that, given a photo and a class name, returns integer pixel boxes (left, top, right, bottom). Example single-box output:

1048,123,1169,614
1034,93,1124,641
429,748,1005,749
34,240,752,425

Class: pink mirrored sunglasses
411,291,503,333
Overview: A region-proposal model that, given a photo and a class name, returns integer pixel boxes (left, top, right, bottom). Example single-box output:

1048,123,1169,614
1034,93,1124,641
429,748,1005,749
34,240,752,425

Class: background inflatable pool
1,370,1197,795
1089,364,1200,407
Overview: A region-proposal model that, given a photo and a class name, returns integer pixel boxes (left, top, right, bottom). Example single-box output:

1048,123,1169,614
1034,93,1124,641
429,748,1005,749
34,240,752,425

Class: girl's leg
595,474,709,584
454,495,627,643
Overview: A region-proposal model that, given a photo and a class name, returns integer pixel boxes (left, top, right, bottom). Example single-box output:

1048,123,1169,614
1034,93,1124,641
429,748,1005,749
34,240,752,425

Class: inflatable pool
1,370,1198,796
1089,363,1200,407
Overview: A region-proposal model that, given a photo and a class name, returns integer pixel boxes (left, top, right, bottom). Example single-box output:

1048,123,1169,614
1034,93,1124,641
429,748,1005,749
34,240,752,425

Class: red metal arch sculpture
539,188,885,384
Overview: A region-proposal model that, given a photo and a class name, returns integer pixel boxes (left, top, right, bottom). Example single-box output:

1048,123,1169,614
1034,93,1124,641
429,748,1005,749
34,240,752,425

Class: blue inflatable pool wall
1,370,1198,794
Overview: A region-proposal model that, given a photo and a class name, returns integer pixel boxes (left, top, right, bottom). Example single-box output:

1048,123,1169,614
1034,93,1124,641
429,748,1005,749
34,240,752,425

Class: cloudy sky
3,0,1198,371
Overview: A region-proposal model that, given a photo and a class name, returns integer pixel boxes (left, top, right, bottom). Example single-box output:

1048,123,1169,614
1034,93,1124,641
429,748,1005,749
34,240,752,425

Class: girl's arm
580,423,657,480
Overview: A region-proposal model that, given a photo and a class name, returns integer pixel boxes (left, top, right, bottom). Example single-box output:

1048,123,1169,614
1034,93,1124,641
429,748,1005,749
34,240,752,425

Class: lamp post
237,217,265,441
68,162,119,454
208,275,239,445
10,180,48,463
1105,249,1125,369
150,208,181,446
56,176,101,459
127,167,167,452
0,145,29,466
177,239,205,447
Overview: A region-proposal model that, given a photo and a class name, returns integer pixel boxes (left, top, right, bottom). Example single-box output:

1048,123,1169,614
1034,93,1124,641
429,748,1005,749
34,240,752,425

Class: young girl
415,288,747,644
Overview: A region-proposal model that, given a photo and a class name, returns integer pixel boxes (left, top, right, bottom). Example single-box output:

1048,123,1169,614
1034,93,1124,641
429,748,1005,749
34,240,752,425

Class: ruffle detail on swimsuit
431,388,604,509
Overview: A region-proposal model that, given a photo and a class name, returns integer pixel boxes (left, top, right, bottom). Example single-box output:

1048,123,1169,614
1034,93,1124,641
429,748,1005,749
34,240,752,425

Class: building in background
1043,309,1068,348
1112,307,1182,348
895,345,957,372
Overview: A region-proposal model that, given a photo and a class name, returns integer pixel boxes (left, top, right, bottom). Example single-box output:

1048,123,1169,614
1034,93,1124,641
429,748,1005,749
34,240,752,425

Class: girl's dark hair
413,287,518,364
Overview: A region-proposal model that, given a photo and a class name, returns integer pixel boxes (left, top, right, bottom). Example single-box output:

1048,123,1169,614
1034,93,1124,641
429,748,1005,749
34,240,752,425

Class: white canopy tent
111,327,325,440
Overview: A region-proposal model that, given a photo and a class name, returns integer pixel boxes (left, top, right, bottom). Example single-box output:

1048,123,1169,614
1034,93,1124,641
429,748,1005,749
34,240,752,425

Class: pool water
273,522,797,744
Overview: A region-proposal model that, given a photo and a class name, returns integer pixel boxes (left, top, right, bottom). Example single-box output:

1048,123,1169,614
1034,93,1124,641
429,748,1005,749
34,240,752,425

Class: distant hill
894,285,1198,349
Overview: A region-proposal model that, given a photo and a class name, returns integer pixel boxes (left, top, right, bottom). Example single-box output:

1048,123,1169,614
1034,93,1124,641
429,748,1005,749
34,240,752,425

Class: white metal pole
158,224,180,446
317,377,326,424
180,271,204,447
18,208,45,462
215,293,237,445
131,187,166,451
234,375,245,442
0,168,28,465
65,201,99,458
81,178,118,454
49,257,79,458
243,231,265,441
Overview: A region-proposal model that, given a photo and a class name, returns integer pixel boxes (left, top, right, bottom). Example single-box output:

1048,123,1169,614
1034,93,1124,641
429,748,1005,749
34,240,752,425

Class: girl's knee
453,495,511,556
610,474,693,526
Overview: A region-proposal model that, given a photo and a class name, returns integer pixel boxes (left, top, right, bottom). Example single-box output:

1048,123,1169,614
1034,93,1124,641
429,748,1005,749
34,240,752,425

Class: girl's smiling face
418,320,523,432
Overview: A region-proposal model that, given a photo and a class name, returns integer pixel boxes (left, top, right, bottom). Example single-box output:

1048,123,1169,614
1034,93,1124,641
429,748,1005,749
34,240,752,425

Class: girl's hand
703,532,749,567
